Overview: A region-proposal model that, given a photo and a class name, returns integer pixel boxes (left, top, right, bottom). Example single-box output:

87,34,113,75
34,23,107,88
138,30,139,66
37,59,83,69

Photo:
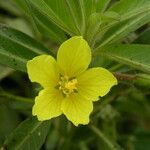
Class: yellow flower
27,36,117,126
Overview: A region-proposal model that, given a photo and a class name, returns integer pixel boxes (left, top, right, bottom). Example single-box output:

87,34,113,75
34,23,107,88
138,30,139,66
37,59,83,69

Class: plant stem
90,125,120,150
113,72,137,81
0,90,33,104
109,64,124,71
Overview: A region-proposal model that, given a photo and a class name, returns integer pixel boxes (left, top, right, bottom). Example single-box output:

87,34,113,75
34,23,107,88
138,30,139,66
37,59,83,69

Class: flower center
56,75,78,97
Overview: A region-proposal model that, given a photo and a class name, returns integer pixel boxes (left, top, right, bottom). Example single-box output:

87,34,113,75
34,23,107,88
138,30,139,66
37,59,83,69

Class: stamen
56,75,78,97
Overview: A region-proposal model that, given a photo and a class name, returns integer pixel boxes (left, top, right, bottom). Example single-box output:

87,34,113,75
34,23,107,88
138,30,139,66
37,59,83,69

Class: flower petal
33,88,63,121
57,36,91,77
61,94,93,126
77,68,117,100
27,55,59,88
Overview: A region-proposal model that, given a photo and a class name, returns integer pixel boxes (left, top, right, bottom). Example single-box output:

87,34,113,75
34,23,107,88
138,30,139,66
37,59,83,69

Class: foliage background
0,0,150,150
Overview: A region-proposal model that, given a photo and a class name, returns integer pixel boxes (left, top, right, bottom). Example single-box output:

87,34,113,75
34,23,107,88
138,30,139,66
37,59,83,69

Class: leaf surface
3,117,51,150
0,24,50,72
96,44,150,73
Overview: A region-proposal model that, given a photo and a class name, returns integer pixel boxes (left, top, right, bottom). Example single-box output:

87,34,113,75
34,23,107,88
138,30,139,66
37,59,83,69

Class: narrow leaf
0,65,13,80
95,44,150,73
96,12,150,47
0,24,50,72
26,0,79,35
96,0,111,12
109,0,150,19
93,0,150,47
64,0,84,34
134,28,150,44
3,117,51,150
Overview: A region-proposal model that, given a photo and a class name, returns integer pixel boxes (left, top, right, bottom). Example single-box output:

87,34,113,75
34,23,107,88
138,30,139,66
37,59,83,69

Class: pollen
56,75,78,97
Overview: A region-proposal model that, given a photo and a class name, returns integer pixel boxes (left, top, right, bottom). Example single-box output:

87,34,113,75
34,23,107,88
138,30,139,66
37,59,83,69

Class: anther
56,75,78,97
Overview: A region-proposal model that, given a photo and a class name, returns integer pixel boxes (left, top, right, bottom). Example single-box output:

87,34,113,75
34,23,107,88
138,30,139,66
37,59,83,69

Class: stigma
56,75,78,97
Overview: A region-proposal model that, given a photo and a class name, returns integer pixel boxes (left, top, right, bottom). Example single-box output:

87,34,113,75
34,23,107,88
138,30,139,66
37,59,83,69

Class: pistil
56,75,78,97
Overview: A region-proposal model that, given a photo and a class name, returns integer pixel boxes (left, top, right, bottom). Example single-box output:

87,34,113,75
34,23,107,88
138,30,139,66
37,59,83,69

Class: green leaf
0,104,20,147
3,117,51,150
84,0,96,13
45,129,59,150
31,7,67,43
25,0,99,38
92,0,150,47
96,12,150,47
26,0,79,35
13,0,67,43
86,13,102,45
95,44,150,73
134,28,150,44
13,0,30,13
0,24,50,72
64,0,97,36
64,0,84,34
0,0,20,16
96,0,111,12
5,18,34,37
135,74,150,87
109,0,150,19
86,11,120,46
0,65,13,80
